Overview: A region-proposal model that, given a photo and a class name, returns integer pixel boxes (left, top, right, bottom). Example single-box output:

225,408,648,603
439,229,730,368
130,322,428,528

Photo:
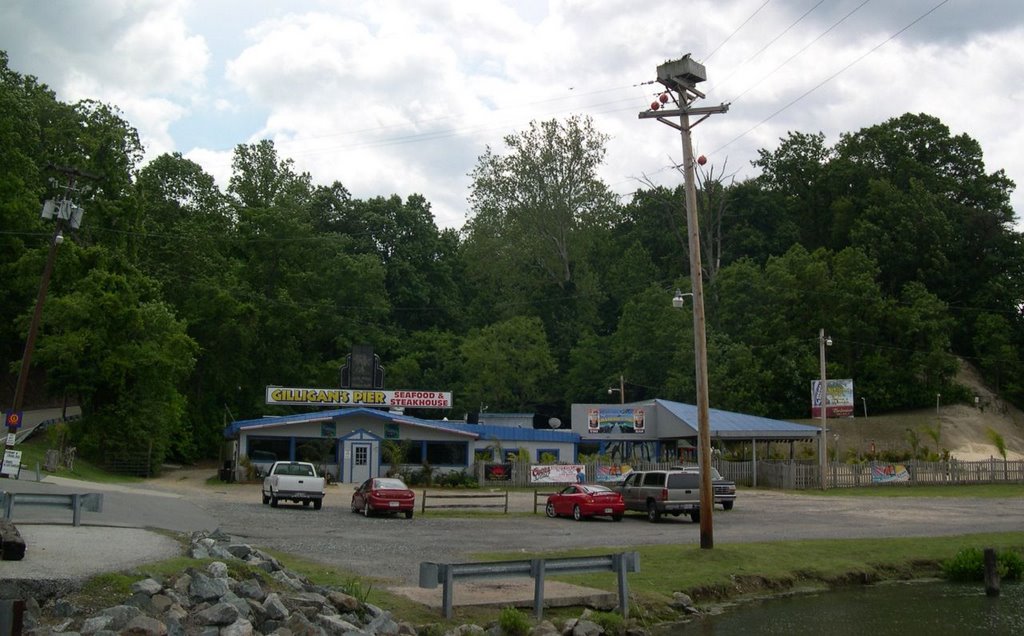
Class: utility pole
640,55,728,549
818,329,831,490
3,166,91,476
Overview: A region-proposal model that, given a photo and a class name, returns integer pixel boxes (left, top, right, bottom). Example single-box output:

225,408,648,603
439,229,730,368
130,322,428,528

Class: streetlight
672,289,694,309
818,329,832,490
607,374,625,404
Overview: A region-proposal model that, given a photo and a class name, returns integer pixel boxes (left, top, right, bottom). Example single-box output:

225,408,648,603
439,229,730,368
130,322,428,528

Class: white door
350,442,372,483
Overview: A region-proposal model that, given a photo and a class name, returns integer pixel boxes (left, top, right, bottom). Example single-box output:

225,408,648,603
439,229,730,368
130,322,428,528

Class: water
668,581,1024,635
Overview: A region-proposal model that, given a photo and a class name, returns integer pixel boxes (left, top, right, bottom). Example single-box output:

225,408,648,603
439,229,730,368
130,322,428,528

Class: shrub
591,610,625,635
497,606,531,636
436,469,479,488
942,547,1024,582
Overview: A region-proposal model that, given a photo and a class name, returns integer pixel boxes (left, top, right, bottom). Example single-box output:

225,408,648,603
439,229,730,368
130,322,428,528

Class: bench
419,551,640,619
0,492,103,527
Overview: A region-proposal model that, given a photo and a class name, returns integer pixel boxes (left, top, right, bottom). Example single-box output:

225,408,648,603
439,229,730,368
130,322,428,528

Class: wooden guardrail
532,490,557,514
419,551,640,619
0,492,103,526
420,490,508,514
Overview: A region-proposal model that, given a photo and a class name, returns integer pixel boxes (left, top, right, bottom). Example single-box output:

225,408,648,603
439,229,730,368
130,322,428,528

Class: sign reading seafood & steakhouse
265,386,452,409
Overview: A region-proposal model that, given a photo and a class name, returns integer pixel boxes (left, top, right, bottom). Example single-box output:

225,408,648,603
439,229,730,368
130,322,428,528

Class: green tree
463,115,615,363
459,316,557,412
33,250,197,469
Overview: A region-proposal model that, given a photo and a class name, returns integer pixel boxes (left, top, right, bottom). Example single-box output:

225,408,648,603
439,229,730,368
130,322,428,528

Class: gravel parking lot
176,480,1024,587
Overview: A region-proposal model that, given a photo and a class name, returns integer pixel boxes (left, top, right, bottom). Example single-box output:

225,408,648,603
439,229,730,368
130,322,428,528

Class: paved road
4,476,1023,588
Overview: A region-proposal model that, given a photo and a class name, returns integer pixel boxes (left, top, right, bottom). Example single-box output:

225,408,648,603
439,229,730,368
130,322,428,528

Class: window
296,437,338,463
403,441,469,465
354,445,368,466
248,437,291,463
537,448,560,462
643,472,665,487
425,441,468,466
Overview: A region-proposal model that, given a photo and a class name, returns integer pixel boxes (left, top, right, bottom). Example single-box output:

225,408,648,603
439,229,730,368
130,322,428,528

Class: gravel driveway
176,481,1024,587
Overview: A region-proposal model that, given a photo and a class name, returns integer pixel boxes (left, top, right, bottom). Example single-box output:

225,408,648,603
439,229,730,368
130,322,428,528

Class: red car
351,477,416,518
545,484,624,521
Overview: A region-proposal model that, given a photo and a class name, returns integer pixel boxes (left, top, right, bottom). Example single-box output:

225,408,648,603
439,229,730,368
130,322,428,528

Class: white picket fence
474,457,1024,491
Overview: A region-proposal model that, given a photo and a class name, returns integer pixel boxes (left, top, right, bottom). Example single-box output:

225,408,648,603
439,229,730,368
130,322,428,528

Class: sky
2,0,1022,231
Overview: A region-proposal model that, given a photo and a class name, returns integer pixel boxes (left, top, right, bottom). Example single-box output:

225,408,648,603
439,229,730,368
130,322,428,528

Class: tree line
1,51,1020,469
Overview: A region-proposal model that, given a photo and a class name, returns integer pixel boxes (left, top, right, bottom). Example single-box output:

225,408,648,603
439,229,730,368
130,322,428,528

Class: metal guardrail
0,492,103,526
420,490,509,514
419,551,640,619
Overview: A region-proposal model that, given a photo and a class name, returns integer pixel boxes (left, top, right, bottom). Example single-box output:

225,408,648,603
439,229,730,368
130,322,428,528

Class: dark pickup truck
677,465,737,510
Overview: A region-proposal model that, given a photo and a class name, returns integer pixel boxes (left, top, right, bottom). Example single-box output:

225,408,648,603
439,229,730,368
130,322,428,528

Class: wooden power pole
639,55,728,549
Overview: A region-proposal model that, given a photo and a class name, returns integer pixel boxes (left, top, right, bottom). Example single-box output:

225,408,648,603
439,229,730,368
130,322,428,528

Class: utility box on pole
657,55,706,91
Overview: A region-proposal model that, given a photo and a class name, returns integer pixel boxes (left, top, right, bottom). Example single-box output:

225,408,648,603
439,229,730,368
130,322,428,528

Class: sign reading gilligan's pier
265,386,452,409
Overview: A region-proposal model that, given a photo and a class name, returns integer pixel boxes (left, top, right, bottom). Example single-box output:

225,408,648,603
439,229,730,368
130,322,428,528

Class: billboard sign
586,407,646,434
811,378,854,418
266,386,452,409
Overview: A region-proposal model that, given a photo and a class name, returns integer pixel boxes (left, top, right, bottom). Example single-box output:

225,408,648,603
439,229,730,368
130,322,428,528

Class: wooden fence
474,457,1024,491
420,490,509,513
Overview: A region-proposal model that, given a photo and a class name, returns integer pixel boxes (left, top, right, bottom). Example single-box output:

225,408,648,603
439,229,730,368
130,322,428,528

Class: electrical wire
702,0,773,63
713,0,950,155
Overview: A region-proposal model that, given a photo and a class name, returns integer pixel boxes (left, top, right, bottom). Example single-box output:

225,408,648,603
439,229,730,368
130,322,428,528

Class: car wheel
723,501,734,511
262,493,270,505
573,505,583,521
313,499,322,511
545,502,557,518
302,500,310,506
363,502,371,517
405,510,414,519
646,501,661,522
612,514,623,522
270,496,278,508
690,510,700,523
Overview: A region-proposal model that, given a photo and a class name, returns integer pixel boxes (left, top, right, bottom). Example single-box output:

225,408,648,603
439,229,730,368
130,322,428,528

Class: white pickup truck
261,461,326,510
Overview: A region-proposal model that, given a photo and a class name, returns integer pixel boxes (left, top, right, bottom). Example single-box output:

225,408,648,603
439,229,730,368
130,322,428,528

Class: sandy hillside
828,359,1024,461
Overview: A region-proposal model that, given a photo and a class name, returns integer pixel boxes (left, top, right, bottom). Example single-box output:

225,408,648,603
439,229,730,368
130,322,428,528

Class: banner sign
872,464,910,483
586,407,646,434
484,463,512,481
266,386,452,409
595,464,633,482
810,379,854,418
1,450,21,478
530,464,585,484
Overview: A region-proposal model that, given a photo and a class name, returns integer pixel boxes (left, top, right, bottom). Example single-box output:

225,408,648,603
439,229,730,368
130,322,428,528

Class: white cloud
1,0,1021,228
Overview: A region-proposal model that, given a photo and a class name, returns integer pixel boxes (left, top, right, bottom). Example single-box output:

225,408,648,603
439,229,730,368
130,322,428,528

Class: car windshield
373,478,408,490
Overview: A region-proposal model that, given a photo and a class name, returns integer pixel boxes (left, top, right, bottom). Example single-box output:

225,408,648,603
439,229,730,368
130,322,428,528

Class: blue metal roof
440,421,579,443
656,399,820,440
224,408,579,442
223,408,478,439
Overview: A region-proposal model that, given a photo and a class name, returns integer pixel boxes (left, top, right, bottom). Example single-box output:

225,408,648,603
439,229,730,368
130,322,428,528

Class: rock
132,579,164,596
15,529,655,636
121,615,168,635
189,572,230,601
196,602,240,626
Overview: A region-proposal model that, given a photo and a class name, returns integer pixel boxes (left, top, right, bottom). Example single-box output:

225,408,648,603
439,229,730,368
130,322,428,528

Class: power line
713,0,950,156
702,0,773,63
723,0,873,106
707,0,827,95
